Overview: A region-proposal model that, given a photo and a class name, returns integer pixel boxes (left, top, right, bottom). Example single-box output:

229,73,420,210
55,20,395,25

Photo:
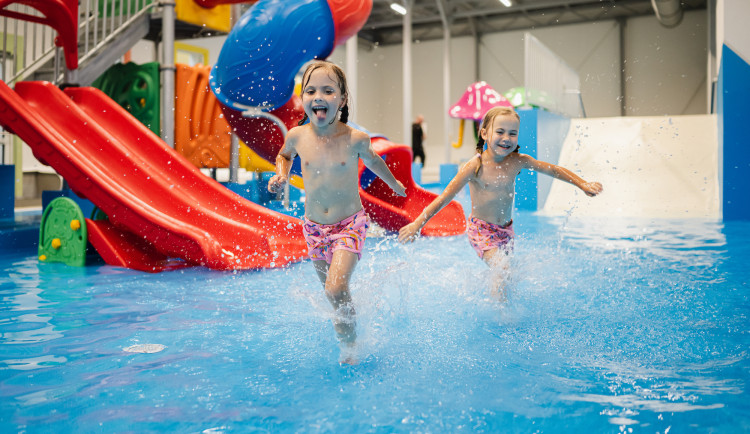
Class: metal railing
70,0,156,84
1,5,57,84
0,0,155,85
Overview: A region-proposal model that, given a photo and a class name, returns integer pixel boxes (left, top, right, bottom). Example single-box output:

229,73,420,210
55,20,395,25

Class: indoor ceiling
359,0,708,46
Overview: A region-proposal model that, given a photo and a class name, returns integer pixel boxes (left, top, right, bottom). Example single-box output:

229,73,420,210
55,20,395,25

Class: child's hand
267,174,288,194
398,222,420,243
582,181,603,197
393,180,407,197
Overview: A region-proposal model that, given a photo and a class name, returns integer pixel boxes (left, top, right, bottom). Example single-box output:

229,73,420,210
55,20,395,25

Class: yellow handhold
39,255,47,261
51,238,62,249
452,119,465,148
70,219,81,231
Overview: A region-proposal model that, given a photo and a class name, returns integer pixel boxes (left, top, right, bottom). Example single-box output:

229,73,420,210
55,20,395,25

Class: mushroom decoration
448,81,513,148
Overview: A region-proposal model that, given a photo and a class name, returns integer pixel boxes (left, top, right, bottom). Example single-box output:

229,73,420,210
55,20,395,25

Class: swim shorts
303,209,369,264
466,215,514,259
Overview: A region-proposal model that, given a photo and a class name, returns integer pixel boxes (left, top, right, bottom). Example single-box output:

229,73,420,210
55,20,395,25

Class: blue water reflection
1,214,748,432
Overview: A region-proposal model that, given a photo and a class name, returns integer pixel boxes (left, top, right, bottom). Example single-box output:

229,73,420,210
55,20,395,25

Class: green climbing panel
91,207,108,221
97,0,154,18
92,62,160,135
38,197,88,267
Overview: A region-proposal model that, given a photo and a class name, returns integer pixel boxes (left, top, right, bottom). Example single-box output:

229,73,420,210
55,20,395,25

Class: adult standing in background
411,115,426,166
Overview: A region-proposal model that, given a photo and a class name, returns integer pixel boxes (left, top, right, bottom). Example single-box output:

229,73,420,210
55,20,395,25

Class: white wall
129,39,157,64
480,22,622,118
717,0,750,63
130,36,227,66
626,11,708,116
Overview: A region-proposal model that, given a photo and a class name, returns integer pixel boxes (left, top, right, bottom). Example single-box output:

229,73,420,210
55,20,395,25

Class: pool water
1,205,749,432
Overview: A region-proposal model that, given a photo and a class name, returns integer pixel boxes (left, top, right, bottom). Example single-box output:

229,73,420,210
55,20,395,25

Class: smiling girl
268,61,405,362
398,106,602,297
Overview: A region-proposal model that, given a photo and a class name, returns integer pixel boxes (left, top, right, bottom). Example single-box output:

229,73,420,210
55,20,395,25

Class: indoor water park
1,0,748,432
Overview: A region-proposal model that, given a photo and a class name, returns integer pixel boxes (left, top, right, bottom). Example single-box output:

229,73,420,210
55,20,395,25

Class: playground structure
0,0,466,271
0,80,309,270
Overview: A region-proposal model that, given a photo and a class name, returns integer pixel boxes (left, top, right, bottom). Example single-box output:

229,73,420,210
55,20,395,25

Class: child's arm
268,129,299,193
522,155,603,197
398,158,479,243
357,135,407,197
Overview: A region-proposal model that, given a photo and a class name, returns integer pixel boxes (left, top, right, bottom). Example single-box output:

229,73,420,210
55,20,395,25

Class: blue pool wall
1,165,13,219
515,108,570,211
718,44,750,220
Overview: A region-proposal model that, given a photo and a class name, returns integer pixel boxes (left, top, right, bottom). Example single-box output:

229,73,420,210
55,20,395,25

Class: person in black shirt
411,115,425,165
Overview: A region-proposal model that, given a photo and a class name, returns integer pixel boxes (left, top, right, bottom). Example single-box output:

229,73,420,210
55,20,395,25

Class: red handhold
0,0,79,70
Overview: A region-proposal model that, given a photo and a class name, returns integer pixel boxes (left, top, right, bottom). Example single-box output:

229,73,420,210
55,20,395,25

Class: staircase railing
1,0,156,86
69,0,156,84
1,5,60,85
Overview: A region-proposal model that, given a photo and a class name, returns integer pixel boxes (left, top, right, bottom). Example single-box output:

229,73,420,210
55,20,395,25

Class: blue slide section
209,0,335,111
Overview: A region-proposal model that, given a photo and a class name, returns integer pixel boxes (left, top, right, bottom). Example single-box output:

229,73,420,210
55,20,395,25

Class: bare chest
475,165,518,192
297,141,357,175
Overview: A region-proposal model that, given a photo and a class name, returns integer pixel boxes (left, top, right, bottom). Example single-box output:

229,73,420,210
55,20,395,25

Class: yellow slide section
239,143,304,189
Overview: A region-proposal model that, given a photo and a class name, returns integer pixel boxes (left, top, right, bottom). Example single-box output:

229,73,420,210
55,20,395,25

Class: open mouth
312,105,328,120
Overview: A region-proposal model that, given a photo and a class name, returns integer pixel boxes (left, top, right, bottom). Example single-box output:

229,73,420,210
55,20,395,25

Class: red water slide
361,138,466,236
0,80,308,270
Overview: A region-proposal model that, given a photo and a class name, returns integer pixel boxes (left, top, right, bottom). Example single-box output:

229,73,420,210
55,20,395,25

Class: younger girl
268,61,405,362
398,107,602,295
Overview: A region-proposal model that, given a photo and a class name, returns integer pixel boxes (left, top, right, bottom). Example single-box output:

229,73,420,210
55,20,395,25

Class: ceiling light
499,0,512,7
390,3,407,15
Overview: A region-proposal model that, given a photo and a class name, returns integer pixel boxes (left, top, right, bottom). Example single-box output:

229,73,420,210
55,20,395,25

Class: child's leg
483,247,512,301
314,251,360,345
312,260,330,287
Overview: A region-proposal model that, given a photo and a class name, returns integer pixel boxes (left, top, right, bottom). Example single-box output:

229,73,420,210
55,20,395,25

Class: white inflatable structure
541,115,719,219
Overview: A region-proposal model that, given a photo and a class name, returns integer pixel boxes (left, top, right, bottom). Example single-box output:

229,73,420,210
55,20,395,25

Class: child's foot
491,286,508,303
332,304,358,364
333,304,357,345
338,341,359,365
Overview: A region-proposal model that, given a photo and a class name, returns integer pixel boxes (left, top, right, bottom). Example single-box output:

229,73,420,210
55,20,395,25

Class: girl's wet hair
298,60,350,126
475,107,521,175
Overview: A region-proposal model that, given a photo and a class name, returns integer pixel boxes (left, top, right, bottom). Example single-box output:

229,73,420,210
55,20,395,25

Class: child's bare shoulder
458,155,482,180
349,127,370,143
286,124,307,140
348,127,371,151
462,155,482,171
514,152,538,167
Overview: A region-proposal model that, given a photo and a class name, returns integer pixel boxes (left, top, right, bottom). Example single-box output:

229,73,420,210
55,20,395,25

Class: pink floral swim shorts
302,209,369,264
466,215,514,259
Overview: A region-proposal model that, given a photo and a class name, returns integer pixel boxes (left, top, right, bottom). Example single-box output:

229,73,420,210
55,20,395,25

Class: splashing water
0,212,747,432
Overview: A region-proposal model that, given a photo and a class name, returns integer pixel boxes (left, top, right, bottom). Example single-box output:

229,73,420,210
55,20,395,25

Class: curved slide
0,80,308,270
361,138,466,235
210,0,466,236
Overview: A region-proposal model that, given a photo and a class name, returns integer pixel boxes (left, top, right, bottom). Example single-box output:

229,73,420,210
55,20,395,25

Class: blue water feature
1,188,748,431
0,165,13,220
718,44,750,220
209,0,335,110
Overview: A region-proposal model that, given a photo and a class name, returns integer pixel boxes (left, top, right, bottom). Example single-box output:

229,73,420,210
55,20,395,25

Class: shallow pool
1,206,748,432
